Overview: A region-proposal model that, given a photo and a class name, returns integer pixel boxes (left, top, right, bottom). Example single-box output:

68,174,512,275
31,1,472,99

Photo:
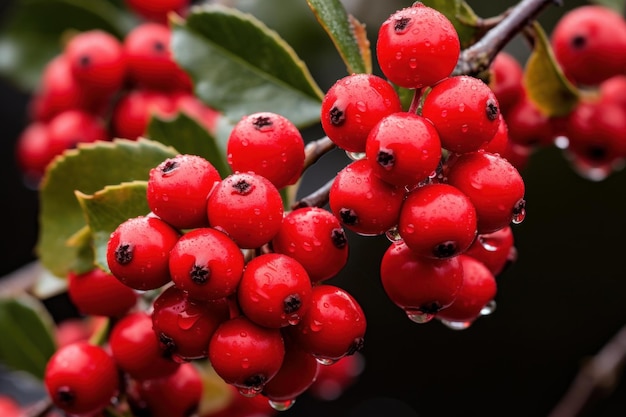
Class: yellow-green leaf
523,22,580,117
421,0,481,48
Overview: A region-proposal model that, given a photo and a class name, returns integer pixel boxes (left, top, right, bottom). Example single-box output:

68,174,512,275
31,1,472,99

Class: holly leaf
306,0,371,74
0,294,57,380
590,0,626,14
76,181,151,273
420,0,481,48
0,0,137,91
523,21,580,117
147,112,231,178
37,139,178,278
171,4,324,129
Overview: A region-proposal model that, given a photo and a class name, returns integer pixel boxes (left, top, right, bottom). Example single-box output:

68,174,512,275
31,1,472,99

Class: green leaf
590,0,626,14
0,295,56,380
76,181,151,273
0,0,137,91
37,139,178,278
171,4,324,128
305,0,371,74
420,0,481,49
523,22,580,118
147,112,231,178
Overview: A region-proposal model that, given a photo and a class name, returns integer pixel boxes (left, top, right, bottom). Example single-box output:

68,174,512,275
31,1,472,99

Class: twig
453,0,562,77
291,177,334,210
548,324,626,417
303,136,336,171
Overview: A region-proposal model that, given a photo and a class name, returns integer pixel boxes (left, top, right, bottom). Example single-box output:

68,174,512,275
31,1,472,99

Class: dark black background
2,1,626,417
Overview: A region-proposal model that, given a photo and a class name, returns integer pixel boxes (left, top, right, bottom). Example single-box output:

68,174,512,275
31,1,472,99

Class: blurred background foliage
1,1,626,417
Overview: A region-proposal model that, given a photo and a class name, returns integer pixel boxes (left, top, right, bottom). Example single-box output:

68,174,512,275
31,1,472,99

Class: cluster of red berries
488,4,626,181
321,3,524,327
14,6,219,186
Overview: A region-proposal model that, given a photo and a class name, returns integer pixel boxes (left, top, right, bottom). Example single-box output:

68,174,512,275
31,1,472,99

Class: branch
303,136,336,171
548,324,626,417
291,177,334,210
453,0,562,77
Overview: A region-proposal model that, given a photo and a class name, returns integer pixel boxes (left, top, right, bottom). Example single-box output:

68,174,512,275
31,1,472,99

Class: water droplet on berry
395,51,403,60
239,387,261,397
240,331,248,338
405,309,434,324
478,236,498,252
439,319,472,330
403,223,415,234
511,199,526,224
241,139,249,147
316,357,337,366
408,58,418,69
440,109,448,118
346,151,366,161
241,358,250,369
310,320,323,332
480,300,497,316
385,226,402,242
177,312,200,330
302,241,313,252
356,101,367,112
461,124,469,133
269,399,296,411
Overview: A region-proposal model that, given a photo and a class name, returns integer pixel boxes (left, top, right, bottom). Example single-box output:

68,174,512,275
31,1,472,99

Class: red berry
237,253,312,328
487,51,524,116
287,284,366,363
551,5,626,86
208,315,285,395
504,94,555,148
124,0,191,24
106,215,180,291
15,122,53,182
151,285,230,362
44,342,120,416
445,151,526,234
380,240,464,321
169,227,245,301
111,88,178,140
436,254,497,326
365,111,442,187
320,73,403,153
599,75,626,111
135,362,202,417
207,172,284,249
227,112,305,189
329,158,405,236
464,226,516,277
109,311,180,380
46,109,109,158
67,268,138,317
376,3,460,89
147,154,221,229
421,75,501,154
64,30,127,96
398,183,477,259
306,352,364,401
173,92,221,133
479,113,510,156
271,207,349,283
0,396,23,417
123,22,191,91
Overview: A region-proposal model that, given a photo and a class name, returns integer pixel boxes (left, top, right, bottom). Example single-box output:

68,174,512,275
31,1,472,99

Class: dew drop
458,103,465,112
316,357,337,366
440,109,448,118
239,387,261,398
241,358,250,369
356,101,367,112
177,313,200,330
439,319,472,330
403,224,415,234
405,309,434,324
461,124,469,133
408,58,418,69
346,151,366,161
480,300,497,316
385,226,402,242
269,399,296,411
511,199,526,224
478,236,498,252
310,320,323,332
395,51,403,60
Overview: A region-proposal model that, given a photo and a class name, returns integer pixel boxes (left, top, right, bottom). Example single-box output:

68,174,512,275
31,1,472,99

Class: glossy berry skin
436,254,497,324
550,5,626,86
329,158,405,236
365,112,442,188
106,215,180,291
15,122,53,182
480,113,510,156
505,95,554,148
488,51,524,116
445,151,526,234
464,226,516,277
227,112,305,189
287,284,366,362
109,311,180,381
398,183,477,259
376,3,460,89
238,253,313,328
169,227,244,301
271,207,348,283
64,30,126,96
111,88,177,140
135,362,202,417
67,268,138,318
320,73,403,153
151,285,230,362
123,23,191,91
380,240,464,316
208,315,285,393
173,92,221,133
147,154,221,229
124,0,191,24
44,342,119,416
421,75,501,154
307,352,364,401
207,172,284,249
46,109,109,159
261,338,320,402
0,396,23,417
